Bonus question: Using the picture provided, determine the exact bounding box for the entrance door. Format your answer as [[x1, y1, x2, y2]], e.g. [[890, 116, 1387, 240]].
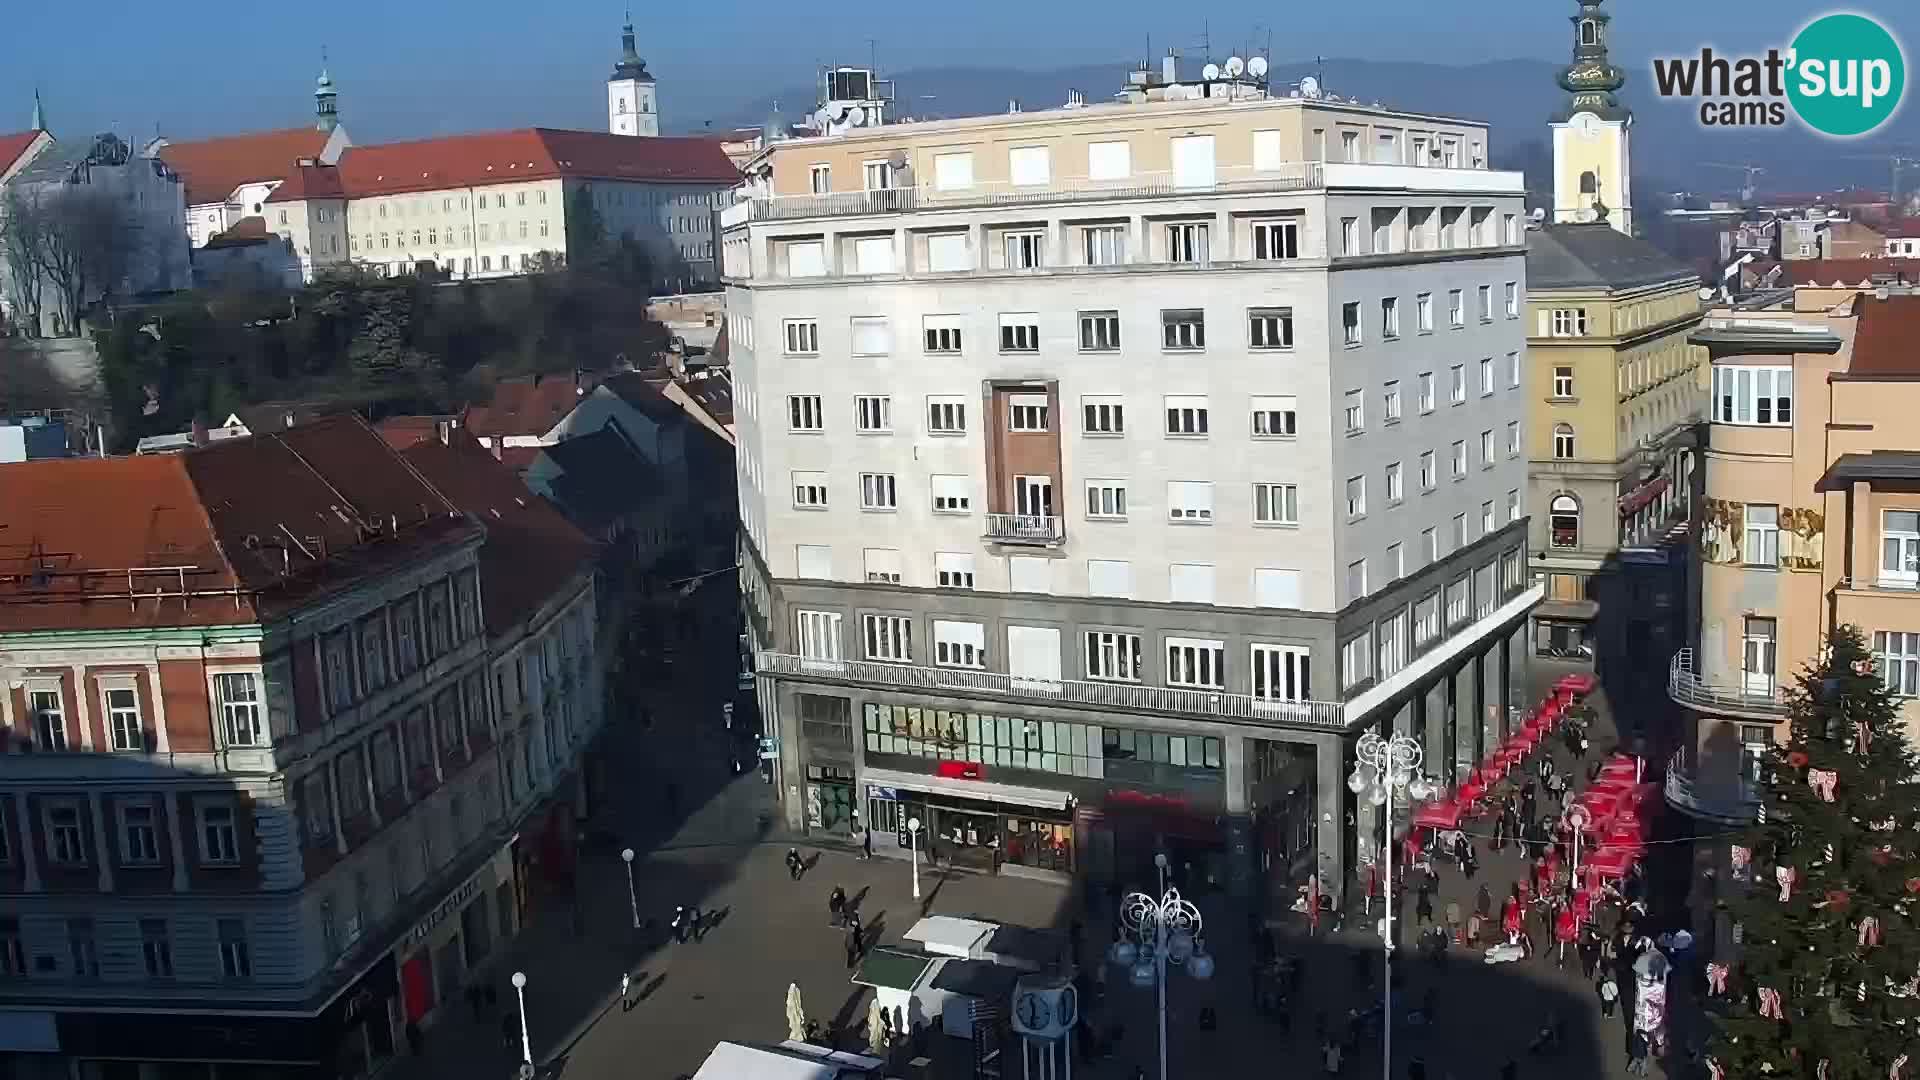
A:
[[1883, 510, 1920, 587], [401, 953, 434, 1024], [1015, 475, 1054, 519]]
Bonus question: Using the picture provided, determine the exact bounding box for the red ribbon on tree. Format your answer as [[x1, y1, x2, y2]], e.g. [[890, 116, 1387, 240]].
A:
[[1758, 986, 1786, 1019]]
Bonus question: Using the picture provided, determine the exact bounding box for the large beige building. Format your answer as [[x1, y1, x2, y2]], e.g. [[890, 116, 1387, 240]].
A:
[[1667, 290, 1920, 823], [726, 66, 1540, 910]]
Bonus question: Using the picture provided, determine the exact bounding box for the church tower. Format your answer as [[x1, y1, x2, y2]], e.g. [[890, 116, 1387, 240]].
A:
[[1550, 0, 1631, 234], [607, 20, 658, 137], [315, 63, 340, 133]]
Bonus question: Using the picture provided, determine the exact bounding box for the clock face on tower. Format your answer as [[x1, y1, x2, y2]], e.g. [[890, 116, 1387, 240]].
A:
[[1016, 992, 1050, 1030], [1571, 112, 1603, 139]]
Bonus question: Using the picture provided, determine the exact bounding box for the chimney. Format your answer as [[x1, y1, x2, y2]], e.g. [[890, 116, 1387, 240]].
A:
[[190, 418, 208, 447], [1162, 49, 1178, 85], [1008, 99, 1021, 114], [436, 419, 453, 445]]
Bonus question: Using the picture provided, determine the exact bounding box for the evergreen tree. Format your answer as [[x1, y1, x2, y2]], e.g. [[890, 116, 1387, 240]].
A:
[[1711, 625, 1920, 1080]]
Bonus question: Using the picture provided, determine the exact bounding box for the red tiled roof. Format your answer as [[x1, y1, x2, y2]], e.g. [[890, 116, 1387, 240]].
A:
[[1882, 219, 1920, 239], [1848, 294, 1920, 376], [498, 446, 542, 473], [271, 161, 347, 202], [267, 128, 738, 203], [0, 415, 477, 633], [204, 215, 271, 248], [400, 430, 594, 635], [1783, 258, 1919, 286], [462, 374, 583, 438], [0, 130, 45, 177], [373, 415, 456, 450], [157, 127, 334, 207]]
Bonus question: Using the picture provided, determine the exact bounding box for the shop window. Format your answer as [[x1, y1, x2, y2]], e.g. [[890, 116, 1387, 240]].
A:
[[1550, 494, 1580, 549]]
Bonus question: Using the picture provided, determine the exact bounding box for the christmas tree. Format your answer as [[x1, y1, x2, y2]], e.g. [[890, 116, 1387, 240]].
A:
[[1710, 625, 1920, 1080]]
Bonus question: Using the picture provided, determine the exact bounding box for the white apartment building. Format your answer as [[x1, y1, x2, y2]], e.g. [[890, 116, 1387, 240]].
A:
[[726, 80, 1543, 908], [263, 128, 736, 284]]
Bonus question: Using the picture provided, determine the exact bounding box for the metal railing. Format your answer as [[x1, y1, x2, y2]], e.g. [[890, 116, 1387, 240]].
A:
[[755, 651, 1348, 730], [984, 513, 1064, 545], [1663, 749, 1763, 824], [1667, 648, 1789, 718], [726, 163, 1326, 224]]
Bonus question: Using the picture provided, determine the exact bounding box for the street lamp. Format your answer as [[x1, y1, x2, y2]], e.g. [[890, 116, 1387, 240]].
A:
[[510, 971, 532, 1069], [1107, 869, 1213, 1080], [1564, 803, 1590, 878], [1346, 730, 1438, 1080], [621, 847, 639, 930], [907, 817, 923, 900]]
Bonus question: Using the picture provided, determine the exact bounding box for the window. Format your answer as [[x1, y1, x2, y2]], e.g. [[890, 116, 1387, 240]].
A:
[[1418, 373, 1435, 413], [1549, 308, 1589, 336], [1383, 381, 1402, 422], [1088, 141, 1131, 180], [1010, 556, 1053, 594], [858, 473, 897, 511], [1079, 311, 1121, 351], [855, 395, 892, 433], [1507, 421, 1521, 456], [1086, 632, 1143, 681], [1479, 429, 1495, 466], [863, 548, 901, 584], [1479, 357, 1495, 396], [1552, 423, 1576, 460], [1553, 366, 1575, 398], [862, 615, 913, 662], [1386, 462, 1404, 503], [1252, 220, 1300, 260], [1881, 510, 1920, 585], [1003, 230, 1046, 270], [1381, 297, 1400, 339], [1082, 396, 1125, 434], [219, 919, 251, 979], [1166, 222, 1209, 263], [1447, 290, 1465, 328], [1254, 483, 1299, 525], [1086, 480, 1129, 519], [1451, 440, 1468, 478], [922, 315, 963, 353], [1167, 481, 1214, 522], [788, 395, 824, 432], [1088, 560, 1133, 598], [783, 320, 818, 354], [217, 673, 262, 747], [1009, 394, 1050, 431], [1419, 451, 1437, 491], [795, 611, 843, 662], [141, 919, 174, 978], [1351, 560, 1375, 601], [1482, 500, 1497, 535], [1446, 578, 1471, 626], [1341, 302, 1362, 346], [68, 918, 98, 978], [105, 687, 142, 751], [194, 799, 239, 864], [850, 316, 892, 355], [1254, 568, 1302, 608], [1414, 593, 1441, 645], [1000, 313, 1041, 352], [792, 471, 829, 508], [1550, 494, 1580, 549], [30, 689, 66, 750], [119, 801, 160, 864], [45, 801, 85, 864], [795, 544, 832, 579], [1162, 309, 1205, 350], [1452, 513, 1468, 549], [1168, 563, 1215, 604], [1712, 366, 1795, 426], [1372, 209, 1396, 253], [1249, 308, 1294, 350], [1743, 505, 1780, 567], [809, 163, 831, 193], [1165, 396, 1210, 436], [927, 397, 967, 434], [1507, 488, 1521, 524], [1340, 217, 1359, 255], [1246, 396, 1298, 439], [935, 552, 976, 589], [1504, 282, 1519, 318], [1743, 617, 1778, 694], [1508, 351, 1521, 388], [1416, 292, 1434, 333], [1449, 365, 1466, 405], [1341, 634, 1373, 689], [1345, 475, 1367, 518], [931, 475, 971, 513], [1166, 638, 1226, 689], [933, 621, 986, 668], [1477, 285, 1493, 322], [1874, 631, 1920, 696], [1082, 225, 1127, 265], [927, 233, 971, 272]]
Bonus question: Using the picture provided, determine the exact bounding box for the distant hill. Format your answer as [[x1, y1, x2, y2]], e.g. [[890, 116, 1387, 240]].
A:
[[710, 56, 1919, 199]]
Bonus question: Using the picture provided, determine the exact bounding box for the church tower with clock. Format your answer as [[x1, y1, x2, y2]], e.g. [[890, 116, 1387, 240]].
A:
[[1551, 0, 1632, 234]]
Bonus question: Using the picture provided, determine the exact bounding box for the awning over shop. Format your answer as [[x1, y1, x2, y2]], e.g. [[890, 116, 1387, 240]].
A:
[[1618, 476, 1671, 518], [862, 767, 1072, 811]]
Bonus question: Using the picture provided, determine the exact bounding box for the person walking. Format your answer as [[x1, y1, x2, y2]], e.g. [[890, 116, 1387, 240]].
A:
[[1554, 905, 1577, 969], [786, 848, 804, 881], [1598, 972, 1620, 1017], [1579, 928, 1601, 980], [1444, 901, 1461, 941], [829, 885, 847, 927], [1475, 883, 1493, 922], [1415, 884, 1435, 927], [862, 823, 874, 861]]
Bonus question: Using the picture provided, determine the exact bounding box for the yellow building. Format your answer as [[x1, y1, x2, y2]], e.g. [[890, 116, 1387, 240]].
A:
[[1549, 0, 1632, 235]]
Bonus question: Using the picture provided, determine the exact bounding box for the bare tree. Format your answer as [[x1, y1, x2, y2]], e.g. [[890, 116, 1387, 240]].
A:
[[57, 185, 147, 318], [0, 189, 48, 336], [2, 183, 148, 337]]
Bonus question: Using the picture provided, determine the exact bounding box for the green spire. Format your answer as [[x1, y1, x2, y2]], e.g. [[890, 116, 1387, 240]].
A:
[[31, 89, 44, 133], [1554, 0, 1629, 122]]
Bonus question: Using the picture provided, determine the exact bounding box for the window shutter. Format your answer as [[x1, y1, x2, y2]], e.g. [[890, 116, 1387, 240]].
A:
[[926, 233, 970, 272], [1254, 568, 1302, 609]]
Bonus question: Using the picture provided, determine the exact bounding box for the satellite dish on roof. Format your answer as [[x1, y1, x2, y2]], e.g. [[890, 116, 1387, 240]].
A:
[[812, 107, 831, 128], [1202, 63, 1221, 80], [1298, 75, 1321, 98], [849, 107, 867, 126], [1248, 56, 1268, 78], [1225, 56, 1246, 77]]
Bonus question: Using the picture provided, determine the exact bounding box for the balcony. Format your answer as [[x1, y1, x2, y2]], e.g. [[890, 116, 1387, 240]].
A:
[[1667, 648, 1789, 720], [984, 513, 1064, 546], [1663, 749, 1763, 825], [755, 651, 1348, 731]]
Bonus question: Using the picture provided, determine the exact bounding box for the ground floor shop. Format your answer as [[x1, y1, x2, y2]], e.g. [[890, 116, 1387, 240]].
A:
[[397, 842, 519, 1029]]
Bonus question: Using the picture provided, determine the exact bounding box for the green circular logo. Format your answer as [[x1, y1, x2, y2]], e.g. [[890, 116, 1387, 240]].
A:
[[1787, 13, 1906, 137]]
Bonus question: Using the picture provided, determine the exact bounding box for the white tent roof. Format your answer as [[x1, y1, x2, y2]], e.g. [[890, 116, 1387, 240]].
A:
[[690, 1041, 883, 1080], [904, 916, 997, 958]]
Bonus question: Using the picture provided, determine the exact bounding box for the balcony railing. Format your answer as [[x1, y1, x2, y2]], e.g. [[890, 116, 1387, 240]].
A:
[[1663, 749, 1763, 825], [984, 513, 1064, 546], [1667, 648, 1790, 718], [756, 651, 1348, 731]]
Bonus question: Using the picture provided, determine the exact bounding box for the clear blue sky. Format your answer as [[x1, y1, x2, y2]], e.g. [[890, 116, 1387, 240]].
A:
[[3, 0, 1904, 143]]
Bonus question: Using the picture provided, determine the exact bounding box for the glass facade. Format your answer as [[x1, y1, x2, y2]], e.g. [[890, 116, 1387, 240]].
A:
[[861, 704, 1223, 780]]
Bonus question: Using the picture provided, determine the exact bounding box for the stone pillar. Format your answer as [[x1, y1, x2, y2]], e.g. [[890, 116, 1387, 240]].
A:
[[1224, 736, 1253, 901], [1472, 650, 1489, 767], [1443, 668, 1459, 783], [1499, 633, 1514, 739], [165, 795, 189, 892], [15, 794, 40, 892], [87, 793, 114, 893], [1314, 732, 1346, 909]]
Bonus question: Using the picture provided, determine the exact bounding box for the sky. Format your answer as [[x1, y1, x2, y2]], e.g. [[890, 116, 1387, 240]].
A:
[[2, 0, 1909, 145]]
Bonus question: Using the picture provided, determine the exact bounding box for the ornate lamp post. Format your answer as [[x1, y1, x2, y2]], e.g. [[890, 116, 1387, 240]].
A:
[[1347, 730, 1438, 1080], [620, 847, 639, 930], [1107, 855, 1215, 1080], [510, 970, 532, 1073], [907, 817, 924, 900]]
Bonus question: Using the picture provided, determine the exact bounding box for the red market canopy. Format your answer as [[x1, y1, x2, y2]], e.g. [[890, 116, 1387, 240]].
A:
[[1557, 673, 1598, 695], [1412, 801, 1464, 829], [1584, 849, 1635, 880]]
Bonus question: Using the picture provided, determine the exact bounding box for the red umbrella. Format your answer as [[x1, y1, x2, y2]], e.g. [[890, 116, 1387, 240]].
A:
[[1412, 800, 1464, 829]]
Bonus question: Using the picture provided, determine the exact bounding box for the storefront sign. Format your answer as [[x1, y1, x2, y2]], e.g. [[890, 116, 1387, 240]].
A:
[[866, 785, 899, 801], [935, 761, 987, 781], [403, 873, 484, 951]]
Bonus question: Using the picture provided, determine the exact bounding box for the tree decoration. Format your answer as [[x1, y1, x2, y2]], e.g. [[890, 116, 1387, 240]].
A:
[[1711, 627, 1920, 1080]]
